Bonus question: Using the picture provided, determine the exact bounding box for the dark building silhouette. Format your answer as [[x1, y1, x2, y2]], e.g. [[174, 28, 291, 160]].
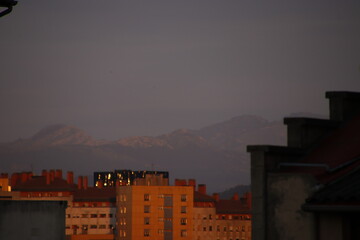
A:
[[247, 91, 360, 240], [94, 170, 169, 187]]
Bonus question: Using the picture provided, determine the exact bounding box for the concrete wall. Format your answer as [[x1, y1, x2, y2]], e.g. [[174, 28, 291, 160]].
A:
[[267, 173, 316, 240], [0, 200, 66, 240]]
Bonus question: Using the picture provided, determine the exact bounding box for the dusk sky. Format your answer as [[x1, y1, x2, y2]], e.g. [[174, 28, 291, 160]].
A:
[[1, 0, 359, 142]]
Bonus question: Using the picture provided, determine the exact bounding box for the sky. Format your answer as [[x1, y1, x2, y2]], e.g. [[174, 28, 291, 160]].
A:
[[1, 0, 359, 142]]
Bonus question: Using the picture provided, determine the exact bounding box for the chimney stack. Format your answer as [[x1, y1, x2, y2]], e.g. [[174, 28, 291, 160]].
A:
[[198, 184, 206, 195], [232, 193, 239, 201], [67, 171, 74, 184], [78, 176, 83, 189], [213, 193, 220, 201], [175, 179, 187, 186], [11, 173, 19, 187], [46, 172, 51, 185], [83, 176, 88, 190], [49, 170, 55, 182], [188, 179, 196, 189], [55, 169, 62, 179], [21, 172, 28, 183]]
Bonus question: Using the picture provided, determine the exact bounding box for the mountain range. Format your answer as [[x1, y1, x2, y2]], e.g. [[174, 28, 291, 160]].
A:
[[0, 115, 287, 193]]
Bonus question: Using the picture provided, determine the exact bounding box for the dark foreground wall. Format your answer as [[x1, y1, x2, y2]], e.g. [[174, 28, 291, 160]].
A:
[[0, 200, 66, 240]]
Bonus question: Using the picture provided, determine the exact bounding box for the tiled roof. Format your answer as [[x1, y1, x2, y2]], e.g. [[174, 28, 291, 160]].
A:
[[12, 176, 77, 191], [73, 187, 116, 202], [194, 191, 215, 202], [215, 199, 250, 214]]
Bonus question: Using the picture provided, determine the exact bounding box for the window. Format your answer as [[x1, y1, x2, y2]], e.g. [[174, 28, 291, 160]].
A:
[[209, 226, 213, 231], [66, 214, 71, 218], [203, 227, 206, 231], [99, 214, 106, 218], [99, 225, 106, 229], [144, 217, 150, 225], [65, 225, 70, 229], [180, 218, 187, 225], [144, 205, 150, 213], [90, 214, 97, 218], [223, 226, 227, 231], [144, 229, 150, 237], [90, 225, 97, 229], [81, 214, 88, 218], [181, 206, 187, 213], [109, 214, 113, 218], [181, 230, 187, 237], [181, 194, 187, 202], [109, 224, 114, 229], [217, 225, 220, 231], [209, 214, 212, 219], [144, 194, 150, 201]]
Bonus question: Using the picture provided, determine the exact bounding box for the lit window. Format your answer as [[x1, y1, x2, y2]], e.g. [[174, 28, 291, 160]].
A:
[[181, 230, 187, 237]]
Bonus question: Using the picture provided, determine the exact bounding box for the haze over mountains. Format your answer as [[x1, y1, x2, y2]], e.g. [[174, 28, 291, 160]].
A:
[[0, 115, 287, 192]]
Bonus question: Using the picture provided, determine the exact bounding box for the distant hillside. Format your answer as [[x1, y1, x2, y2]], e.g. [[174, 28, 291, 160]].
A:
[[218, 184, 251, 199], [0, 115, 286, 192]]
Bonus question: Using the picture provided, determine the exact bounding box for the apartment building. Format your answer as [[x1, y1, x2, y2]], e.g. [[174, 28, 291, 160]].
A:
[[94, 170, 169, 187], [116, 178, 194, 240], [9, 170, 116, 240]]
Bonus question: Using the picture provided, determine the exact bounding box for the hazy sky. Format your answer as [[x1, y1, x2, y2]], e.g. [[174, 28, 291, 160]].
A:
[[1, 0, 359, 142]]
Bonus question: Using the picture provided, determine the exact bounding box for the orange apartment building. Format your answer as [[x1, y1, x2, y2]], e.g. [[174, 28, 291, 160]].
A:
[[116, 176, 194, 240]]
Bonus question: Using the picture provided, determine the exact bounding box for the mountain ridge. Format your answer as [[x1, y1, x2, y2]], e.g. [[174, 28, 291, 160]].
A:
[[0, 114, 287, 192]]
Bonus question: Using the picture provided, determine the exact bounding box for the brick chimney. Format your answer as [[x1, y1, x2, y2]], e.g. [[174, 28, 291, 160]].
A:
[[232, 193, 239, 200], [198, 184, 206, 195], [46, 171, 51, 185], [83, 176, 88, 190], [67, 171, 74, 184], [213, 193, 220, 201], [49, 170, 55, 182], [78, 176, 83, 189], [175, 179, 187, 186], [11, 173, 19, 187], [21, 172, 28, 183], [55, 169, 62, 179], [188, 179, 196, 189]]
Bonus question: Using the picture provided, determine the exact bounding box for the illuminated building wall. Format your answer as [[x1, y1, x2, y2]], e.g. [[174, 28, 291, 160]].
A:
[[117, 185, 194, 240]]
